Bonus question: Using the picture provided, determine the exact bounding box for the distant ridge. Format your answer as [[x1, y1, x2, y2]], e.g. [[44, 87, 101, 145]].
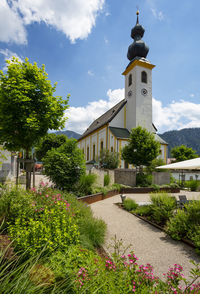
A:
[[159, 128, 200, 156], [54, 130, 81, 139]]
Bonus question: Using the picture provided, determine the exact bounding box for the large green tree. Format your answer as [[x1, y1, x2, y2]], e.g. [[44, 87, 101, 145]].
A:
[[42, 139, 85, 191], [0, 57, 69, 188], [0, 57, 69, 153], [171, 145, 198, 162], [122, 126, 160, 169], [35, 133, 68, 161]]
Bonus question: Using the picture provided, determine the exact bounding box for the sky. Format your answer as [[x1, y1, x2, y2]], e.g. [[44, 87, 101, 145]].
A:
[[0, 0, 200, 135]]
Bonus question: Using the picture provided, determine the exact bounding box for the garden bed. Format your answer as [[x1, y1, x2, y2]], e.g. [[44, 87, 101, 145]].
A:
[[78, 187, 180, 204], [115, 203, 196, 249]]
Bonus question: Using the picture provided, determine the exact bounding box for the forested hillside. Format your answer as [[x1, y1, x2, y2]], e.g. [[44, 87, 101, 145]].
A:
[[159, 128, 200, 156]]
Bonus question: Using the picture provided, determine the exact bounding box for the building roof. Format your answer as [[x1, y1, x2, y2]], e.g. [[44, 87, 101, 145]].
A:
[[79, 99, 127, 140], [109, 127, 130, 139], [155, 134, 168, 145]]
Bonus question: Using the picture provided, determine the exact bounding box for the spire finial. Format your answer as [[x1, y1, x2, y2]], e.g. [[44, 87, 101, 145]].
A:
[[136, 10, 139, 24]]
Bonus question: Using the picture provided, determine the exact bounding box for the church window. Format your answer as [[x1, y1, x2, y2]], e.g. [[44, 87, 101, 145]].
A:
[[128, 74, 132, 86], [111, 146, 113, 152], [93, 144, 96, 160], [82, 148, 84, 154], [100, 141, 104, 151], [87, 146, 89, 161], [141, 71, 147, 83]]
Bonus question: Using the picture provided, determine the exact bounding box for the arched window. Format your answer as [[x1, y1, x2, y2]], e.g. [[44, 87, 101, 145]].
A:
[[100, 141, 104, 151], [93, 144, 95, 160], [111, 146, 113, 152], [141, 71, 147, 83], [87, 146, 89, 161], [128, 74, 132, 86]]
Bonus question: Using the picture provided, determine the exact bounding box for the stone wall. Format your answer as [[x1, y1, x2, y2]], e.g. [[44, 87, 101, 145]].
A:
[[114, 169, 136, 187], [87, 168, 114, 187], [152, 172, 170, 185]]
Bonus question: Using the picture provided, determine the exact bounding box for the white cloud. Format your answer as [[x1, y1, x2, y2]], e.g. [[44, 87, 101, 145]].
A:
[[0, 49, 23, 70], [104, 37, 109, 44], [87, 70, 94, 76], [0, 0, 27, 44], [64, 87, 200, 134], [12, 0, 105, 43], [151, 8, 164, 21], [65, 88, 124, 133], [190, 93, 194, 98], [153, 98, 200, 133]]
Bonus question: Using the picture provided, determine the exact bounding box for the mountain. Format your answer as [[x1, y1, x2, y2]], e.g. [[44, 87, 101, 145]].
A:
[[54, 130, 81, 139], [159, 128, 200, 156]]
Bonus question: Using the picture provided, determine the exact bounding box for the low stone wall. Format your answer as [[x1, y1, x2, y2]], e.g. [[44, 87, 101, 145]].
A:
[[114, 169, 136, 187], [86, 168, 115, 187], [152, 172, 170, 185]]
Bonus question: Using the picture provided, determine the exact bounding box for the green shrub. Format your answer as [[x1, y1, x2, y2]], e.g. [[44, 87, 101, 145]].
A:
[[123, 198, 138, 211], [185, 200, 200, 225], [42, 139, 85, 191], [135, 205, 153, 217], [185, 180, 199, 191], [76, 173, 97, 196], [79, 218, 106, 249], [8, 200, 80, 256], [104, 174, 110, 186], [150, 193, 177, 225], [136, 173, 152, 187], [166, 209, 189, 240]]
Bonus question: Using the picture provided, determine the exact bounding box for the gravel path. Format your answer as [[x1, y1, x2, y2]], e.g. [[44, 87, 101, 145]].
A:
[[90, 193, 200, 280]]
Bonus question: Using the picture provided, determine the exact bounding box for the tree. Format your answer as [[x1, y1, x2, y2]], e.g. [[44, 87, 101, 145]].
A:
[[171, 145, 198, 162], [35, 133, 68, 161], [145, 158, 167, 174], [97, 149, 120, 169], [0, 57, 69, 188], [122, 126, 160, 170], [42, 139, 85, 191]]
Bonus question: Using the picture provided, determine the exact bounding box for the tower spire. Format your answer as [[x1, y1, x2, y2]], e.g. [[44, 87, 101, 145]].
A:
[[136, 10, 139, 24], [127, 10, 149, 61]]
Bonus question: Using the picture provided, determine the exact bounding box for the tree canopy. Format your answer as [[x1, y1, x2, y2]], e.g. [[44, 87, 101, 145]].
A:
[[42, 139, 85, 191], [35, 133, 68, 161], [122, 126, 160, 168], [171, 145, 198, 162], [0, 57, 69, 154]]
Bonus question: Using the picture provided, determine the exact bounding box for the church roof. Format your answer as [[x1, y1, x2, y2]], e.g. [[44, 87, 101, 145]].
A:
[[155, 134, 168, 145], [109, 127, 130, 139], [79, 99, 127, 140]]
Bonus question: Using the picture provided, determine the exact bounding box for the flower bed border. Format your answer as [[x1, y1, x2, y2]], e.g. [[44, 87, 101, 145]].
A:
[[78, 187, 180, 204]]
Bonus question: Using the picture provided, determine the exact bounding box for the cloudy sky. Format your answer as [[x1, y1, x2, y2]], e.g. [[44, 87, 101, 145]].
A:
[[0, 0, 200, 134]]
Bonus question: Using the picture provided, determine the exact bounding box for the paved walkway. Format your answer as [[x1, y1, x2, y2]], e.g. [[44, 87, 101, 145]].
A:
[[90, 193, 200, 280]]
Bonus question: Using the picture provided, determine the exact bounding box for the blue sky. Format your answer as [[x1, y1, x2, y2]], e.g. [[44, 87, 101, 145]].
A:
[[0, 0, 200, 134]]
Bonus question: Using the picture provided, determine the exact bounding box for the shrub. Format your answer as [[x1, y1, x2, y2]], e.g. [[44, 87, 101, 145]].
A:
[[76, 173, 97, 196], [79, 217, 106, 250], [104, 174, 110, 186], [185, 180, 199, 191], [123, 198, 138, 211], [135, 205, 153, 217], [42, 139, 85, 191], [97, 149, 119, 169], [150, 193, 177, 225], [136, 173, 152, 187], [166, 209, 189, 240]]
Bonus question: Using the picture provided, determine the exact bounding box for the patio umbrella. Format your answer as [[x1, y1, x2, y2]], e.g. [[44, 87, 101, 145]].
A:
[[156, 157, 200, 170]]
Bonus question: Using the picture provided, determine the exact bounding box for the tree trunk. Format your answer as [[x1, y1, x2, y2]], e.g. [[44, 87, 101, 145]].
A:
[[25, 149, 31, 190]]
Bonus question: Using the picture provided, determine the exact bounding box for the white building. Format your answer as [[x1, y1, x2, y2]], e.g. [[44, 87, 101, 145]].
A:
[[78, 11, 168, 168]]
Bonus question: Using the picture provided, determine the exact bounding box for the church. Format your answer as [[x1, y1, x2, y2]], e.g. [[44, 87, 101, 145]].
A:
[[78, 11, 168, 168]]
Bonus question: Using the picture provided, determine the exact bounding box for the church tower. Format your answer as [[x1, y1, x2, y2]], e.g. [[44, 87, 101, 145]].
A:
[[122, 11, 155, 133]]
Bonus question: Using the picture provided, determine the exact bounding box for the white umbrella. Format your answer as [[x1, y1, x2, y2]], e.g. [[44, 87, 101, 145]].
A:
[[156, 157, 200, 170]]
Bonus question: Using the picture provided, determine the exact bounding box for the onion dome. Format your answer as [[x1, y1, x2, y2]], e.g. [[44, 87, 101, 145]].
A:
[[127, 11, 149, 61]]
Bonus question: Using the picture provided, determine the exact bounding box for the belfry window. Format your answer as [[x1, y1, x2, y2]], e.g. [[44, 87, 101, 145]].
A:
[[141, 71, 147, 83], [128, 74, 132, 86]]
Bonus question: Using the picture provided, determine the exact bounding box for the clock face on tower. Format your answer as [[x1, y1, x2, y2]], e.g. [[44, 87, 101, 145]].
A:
[[141, 88, 148, 96]]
